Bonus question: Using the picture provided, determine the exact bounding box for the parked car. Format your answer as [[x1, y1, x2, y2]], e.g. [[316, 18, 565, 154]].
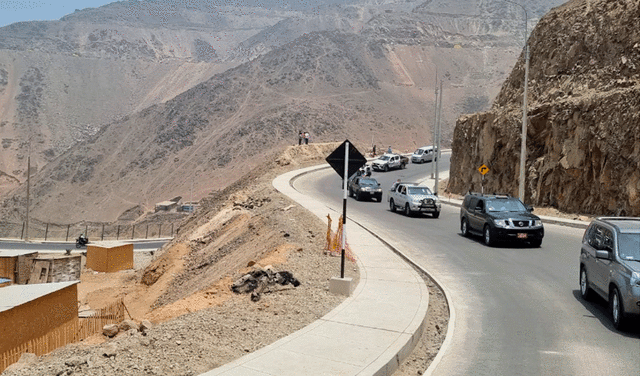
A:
[[579, 217, 640, 330], [348, 176, 383, 202], [459, 192, 544, 247], [371, 153, 408, 172], [411, 146, 437, 163], [388, 182, 441, 217]]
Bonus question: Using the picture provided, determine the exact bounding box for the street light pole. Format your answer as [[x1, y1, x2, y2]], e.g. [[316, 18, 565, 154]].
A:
[[505, 0, 529, 202], [431, 67, 438, 179]]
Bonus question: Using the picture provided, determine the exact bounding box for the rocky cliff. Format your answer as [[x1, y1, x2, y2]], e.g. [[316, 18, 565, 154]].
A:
[[448, 0, 640, 216]]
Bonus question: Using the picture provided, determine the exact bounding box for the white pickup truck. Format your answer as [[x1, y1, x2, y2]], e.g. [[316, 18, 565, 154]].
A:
[[371, 153, 408, 172], [388, 182, 441, 218]]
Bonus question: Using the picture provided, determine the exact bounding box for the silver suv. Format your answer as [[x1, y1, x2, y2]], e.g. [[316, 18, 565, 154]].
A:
[[579, 217, 640, 330]]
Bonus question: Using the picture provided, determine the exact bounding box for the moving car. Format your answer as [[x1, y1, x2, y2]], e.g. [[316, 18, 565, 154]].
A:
[[459, 192, 544, 247], [371, 153, 408, 172], [411, 146, 437, 163], [348, 176, 383, 202], [388, 182, 441, 217], [579, 217, 640, 330]]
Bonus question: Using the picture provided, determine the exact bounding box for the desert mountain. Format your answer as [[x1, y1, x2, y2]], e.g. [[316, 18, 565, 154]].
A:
[[0, 0, 566, 224], [449, 0, 640, 216]]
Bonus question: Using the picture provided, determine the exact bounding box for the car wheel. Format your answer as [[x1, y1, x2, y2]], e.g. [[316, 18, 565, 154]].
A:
[[530, 238, 542, 248], [610, 287, 626, 330], [376, 194, 383, 202], [579, 268, 593, 301], [432, 211, 440, 219], [384, 165, 389, 172], [461, 219, 469, 237], [404, 204, 412, 216], [483, 225, 494, 246], [389, 199, 396, 212], [355, 191, 361, 201]]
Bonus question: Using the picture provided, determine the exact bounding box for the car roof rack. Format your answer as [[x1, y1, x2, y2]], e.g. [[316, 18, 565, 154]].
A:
[[466, 191, 512, 198]]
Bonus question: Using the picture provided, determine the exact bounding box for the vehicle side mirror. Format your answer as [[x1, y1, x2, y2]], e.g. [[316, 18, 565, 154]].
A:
[[526, 205, 534, 213], [595, 250, 611, 260]]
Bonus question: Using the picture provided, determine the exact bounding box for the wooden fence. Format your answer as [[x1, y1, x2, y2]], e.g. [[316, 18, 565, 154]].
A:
[[0, 299, 125, 373], [78, 299, 126, 340]]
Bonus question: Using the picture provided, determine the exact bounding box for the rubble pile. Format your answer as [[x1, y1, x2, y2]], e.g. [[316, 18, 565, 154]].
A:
[[449, 0, 640, 216], [231, 267, 301, 301]]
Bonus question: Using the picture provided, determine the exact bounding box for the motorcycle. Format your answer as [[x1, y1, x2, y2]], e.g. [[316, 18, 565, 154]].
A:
[[76, 235, 89, 248]]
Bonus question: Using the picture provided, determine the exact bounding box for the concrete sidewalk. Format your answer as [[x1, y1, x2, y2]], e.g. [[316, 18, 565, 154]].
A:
[[201, 165, 430, 376]]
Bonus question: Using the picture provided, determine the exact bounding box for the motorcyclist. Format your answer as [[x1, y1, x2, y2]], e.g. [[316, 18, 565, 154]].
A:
[[77, 234, 88, 246]]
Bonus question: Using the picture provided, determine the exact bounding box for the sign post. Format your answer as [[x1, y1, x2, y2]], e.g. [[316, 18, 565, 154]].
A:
[[325, 140, 367, 293], [478, 164, 490, 194]]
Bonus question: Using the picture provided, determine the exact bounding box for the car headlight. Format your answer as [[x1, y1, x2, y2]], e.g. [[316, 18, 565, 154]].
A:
[[361, 187, 371, 191], [493, 219, 510, 228], [534, 220, 543, 227], [631, 271, 640, 286]]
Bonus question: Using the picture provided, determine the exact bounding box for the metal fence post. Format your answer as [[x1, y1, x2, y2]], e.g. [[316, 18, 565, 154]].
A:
[[158, 224, 162, 238], [101, 224, 105, 241], [145, 224, 149, 239], [131, 225, 135, 240], [66, 225, 70, 242], [171, 223, 174, 237], [21, 222, 25, 240], [44, 223, 49, 241], [116, 225, 120, 240], [85, 225, 88, 237]]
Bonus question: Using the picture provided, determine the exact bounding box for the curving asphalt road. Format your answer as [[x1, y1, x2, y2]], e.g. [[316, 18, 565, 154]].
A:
[[293, 153, 639, 376]]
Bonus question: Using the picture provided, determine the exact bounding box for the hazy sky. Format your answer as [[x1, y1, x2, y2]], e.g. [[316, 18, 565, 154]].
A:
[[0, 1, 114, 27]]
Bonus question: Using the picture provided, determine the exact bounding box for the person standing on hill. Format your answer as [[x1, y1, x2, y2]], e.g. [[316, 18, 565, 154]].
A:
[[387, 146, 392, 154], [298, 131, 303, 145], [304, 131, 310, 145]]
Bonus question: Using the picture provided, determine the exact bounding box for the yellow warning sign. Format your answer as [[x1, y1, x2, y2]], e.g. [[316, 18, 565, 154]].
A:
[[478, 164, 490, 175]]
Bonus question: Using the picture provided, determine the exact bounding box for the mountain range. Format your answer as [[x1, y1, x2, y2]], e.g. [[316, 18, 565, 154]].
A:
[[0, 0, 566, 224]]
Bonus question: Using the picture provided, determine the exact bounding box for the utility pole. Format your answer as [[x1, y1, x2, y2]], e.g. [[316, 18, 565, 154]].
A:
[[25, 155, 30, 242], [434, 80, 443, 196], [431, 66, 438, 179], [504, 0, 529, 202]]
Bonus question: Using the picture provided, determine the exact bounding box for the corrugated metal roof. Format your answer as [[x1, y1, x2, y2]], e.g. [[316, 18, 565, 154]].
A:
[[0, 250, 39, 257], [0, 281, 78, 313]]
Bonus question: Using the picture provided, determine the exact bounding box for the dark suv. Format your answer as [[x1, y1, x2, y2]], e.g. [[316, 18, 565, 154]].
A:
[[579, 217, 640, 330], [460, 193, 544, 247]]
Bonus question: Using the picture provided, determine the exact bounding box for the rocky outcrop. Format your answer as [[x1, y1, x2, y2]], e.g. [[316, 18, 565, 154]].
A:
[[449, 0, 640, 216]]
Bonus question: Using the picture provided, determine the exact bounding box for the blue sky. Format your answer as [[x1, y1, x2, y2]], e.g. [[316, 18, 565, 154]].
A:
[[0, 1, 114, 27]]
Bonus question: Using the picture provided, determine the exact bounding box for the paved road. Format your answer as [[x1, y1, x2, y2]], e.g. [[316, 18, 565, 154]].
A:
[[0, 239, 168, 253], [294, 154, 640, 376]]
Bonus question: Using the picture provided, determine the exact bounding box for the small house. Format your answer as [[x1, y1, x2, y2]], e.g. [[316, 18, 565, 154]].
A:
[[85, 242, 134, 273], [28, 254, 82, 284], [0, 282, 79, 372], [0, 250, 39, 285], [155, 200, 178, 212]]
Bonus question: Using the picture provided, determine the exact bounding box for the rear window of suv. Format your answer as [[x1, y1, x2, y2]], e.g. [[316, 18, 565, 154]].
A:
[[485, 199, 526, 212]]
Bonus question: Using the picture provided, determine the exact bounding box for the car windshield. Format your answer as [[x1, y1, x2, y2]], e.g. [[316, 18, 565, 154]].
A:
[[360, 179, 378, 187], [408, 187, 433, 195], [618, 233, 640, 260], [379, 155, 390, 161], [485, 199, 526, 212], [413, 149, 423, 155]]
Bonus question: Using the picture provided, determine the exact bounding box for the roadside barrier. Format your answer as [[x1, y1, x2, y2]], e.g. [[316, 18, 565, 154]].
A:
[[0, 221, 178, 241], [324, 214, 355, 262]]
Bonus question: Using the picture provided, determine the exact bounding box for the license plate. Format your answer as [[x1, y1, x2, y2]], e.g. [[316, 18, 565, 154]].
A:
[[517, 233, 528, 239]]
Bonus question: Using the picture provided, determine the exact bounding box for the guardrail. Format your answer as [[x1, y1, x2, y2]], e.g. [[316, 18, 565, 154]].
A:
[[0, 221, 178, 241]]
